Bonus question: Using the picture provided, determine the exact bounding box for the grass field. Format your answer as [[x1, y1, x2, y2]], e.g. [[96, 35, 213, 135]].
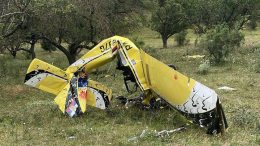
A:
[[0, 28, 259, 145]]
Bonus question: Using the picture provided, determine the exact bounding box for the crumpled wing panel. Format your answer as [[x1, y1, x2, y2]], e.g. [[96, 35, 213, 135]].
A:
[[87, 80, 112, 109], [141, 50, 196, 105], [54, 83, 70, 113], [141, 50, 218, 114], [24, 59, 68, 95], [53, 78, 112, 116]]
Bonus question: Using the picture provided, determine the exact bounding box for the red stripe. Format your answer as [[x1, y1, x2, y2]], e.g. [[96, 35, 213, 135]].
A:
[[112, 46, 117, 52]]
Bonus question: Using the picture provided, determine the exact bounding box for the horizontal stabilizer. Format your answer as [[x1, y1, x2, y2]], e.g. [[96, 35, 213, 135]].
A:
[[24, 59, 68, 95], [86, 80, 112, 109]]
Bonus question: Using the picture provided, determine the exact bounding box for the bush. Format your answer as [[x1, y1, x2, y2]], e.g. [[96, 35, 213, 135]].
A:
[[142, 45, 157, 54], [247, 19, 258, 30], [200, 23, 244, 63], [22, 51, 31, 60], [174, 31, 189, 46], [130, 36, 145, 49], [198, 60, 210, 74], [41, 42, 56, 53]]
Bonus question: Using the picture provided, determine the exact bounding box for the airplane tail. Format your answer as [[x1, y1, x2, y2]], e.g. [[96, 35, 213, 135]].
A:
[[24, 59, 69, 95], [25, 59, 112, 117]]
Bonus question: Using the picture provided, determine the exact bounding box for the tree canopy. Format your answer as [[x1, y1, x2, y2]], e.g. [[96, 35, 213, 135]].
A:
[[1, 0, 260, 60], [0, 0, 145, 64], [180, 0, 260, 33], [149, 0, 188, 48]]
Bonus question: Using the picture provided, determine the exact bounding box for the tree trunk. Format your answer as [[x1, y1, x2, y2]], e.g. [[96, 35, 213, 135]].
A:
[[40, 36, 76, 65], [12, 50, 16, 58], [68, 53, 77, 65], [162, 35, 167, 48], [30, 40, 37, 59]]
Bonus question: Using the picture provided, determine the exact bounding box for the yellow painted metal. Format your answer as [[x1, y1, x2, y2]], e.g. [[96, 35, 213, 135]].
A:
[[66, 36, 149, 91], [85, 88, 97, 107], [87, 79, 112, 100], [117, 39, 149, 91], [54, 83, 70, 113], [26, 36, 196, 111], [142, 91, 153, 105], [53, 79, 112, 113], [66, 37, 119, 74], [87, 79, 112, 107], [36, 76, 67, 95], [141, 50, 196, 105], [27, 59, 68, 95], [27, 58, 68, 78]]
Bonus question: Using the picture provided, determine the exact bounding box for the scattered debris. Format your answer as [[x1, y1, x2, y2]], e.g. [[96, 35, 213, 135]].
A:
[[116, 96, 142, 105], [154, 124, 187, 137], [128, 129, 146, 142], [128, 137, 138, 142], [68, 136, 76, 139], [185, 55, 205, 59], [139, 130, 146, 138], [218, 86, 237, 91], [97, 73, 116, 81]]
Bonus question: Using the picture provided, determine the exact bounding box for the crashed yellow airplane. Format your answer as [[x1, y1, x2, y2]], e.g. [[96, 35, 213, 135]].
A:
[[24, 36, 228, 135]]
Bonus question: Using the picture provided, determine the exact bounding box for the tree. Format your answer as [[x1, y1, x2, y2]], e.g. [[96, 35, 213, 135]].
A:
[[0, 0, 145, 64], [0, 0, 30, 38], [0, 32, 37, 59], [0, 0, 37, 59], [41, 42, 56, 53], [177, 0, 211, 33], [180, 0, 260, 33], [149, 0, 188, 48]]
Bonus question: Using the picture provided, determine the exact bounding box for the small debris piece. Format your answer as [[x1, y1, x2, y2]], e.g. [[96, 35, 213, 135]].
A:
[[139, 130, 146, 138], [186, 55, 205, 59], [69, 136, 76, 139], [218, 86, 237, 91], [137, 122, 142, 124], [128, 137, 138, 142], [154, 126, 186, 137]]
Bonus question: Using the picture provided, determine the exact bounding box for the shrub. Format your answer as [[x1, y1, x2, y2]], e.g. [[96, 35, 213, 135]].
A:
[[200, 23, 244, 63], [247, 19, 258, 30], [41, 42, 56, 53], [131, 36, 145, 49], [142, 45, 157, 54], [198, 60, 210, 74], [22, 51, 31, 60], [174, 31, 189, 46]]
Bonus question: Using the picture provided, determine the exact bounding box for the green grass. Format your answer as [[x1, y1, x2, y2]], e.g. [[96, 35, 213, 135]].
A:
[[0, 28, 260, 145]]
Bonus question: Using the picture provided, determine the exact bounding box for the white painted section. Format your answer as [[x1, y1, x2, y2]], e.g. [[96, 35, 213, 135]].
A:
[[89, 88, 106, 110], [24, 73, 66, 87], [69, 50, 111, 67], [173, 81, 218, 114]]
